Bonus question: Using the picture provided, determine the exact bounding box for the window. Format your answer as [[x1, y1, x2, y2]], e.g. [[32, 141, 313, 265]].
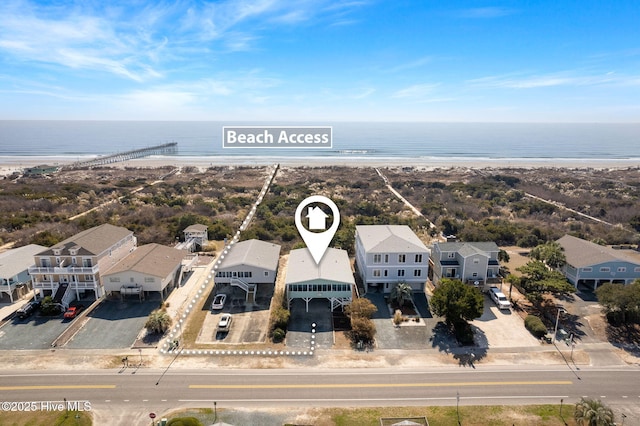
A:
[[447, 252, 455, 258], [473, 257, 479, 264], [414, 269, 422, 277], [264, 271, 269, 277], [84, 275, 93, 281], [617, 267, 626, 272], [472, 272, 478, 277], [383, 270, 388, 277], [373, 269, 381, 277], [582, 267, 592, 272], [373, 254, 382, 263], [384, 254, 389, 263], [600, 267, 610, 272], [635, 267, 640, 272], [398, 269, 405, 277], [398, 254, 406, 263], [109, 277, 120, 283], [145, 277, 155, 283], [415, 254, 423, 263]]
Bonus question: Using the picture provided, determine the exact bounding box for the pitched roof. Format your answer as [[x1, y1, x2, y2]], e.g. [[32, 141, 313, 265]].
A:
[[103, 244, 185, 278], [356, 225, 428, 253], [286, 248, 355, 285], [0, 244, 47, 278], [37, 224, 133, 256], [218, 239, 281, 271], [557, 234, 640, 268], [434, 241, 499, 256], [184, 224, 208, 233]]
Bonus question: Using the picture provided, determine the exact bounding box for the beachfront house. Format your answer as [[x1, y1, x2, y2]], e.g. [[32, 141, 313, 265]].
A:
[[102, 243, 186, 301], [29, 224, 137, 307], [430, 241, 501, 288], [285, 247, 355, 312], [354, 225, 430, 294], [557, 234, 640, 290], [215, 239, 281, 303], [0, 244, 47, 303]]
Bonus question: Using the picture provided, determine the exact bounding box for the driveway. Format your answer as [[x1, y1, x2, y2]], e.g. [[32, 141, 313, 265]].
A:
[[471, 294, 539, 348], [65, 297, 160, 349], [0, 313, 69, 350], [286, 299, 333, 349]]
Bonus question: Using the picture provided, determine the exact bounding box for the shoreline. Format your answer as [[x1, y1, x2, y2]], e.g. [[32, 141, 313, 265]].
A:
[[2, 154, 640, 175]]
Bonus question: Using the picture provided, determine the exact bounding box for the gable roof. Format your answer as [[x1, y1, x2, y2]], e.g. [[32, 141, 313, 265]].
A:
[[37, 224, 133, 256], [184, 224, 208, 233], [103, 244, 185, 278], [218, 239, 281, 271], [286, 248, 355, 285], [557, 234, 640, 268], [0, 244, 47, 278], [434, 241, 499, 257], [356, 225, 428, 253]]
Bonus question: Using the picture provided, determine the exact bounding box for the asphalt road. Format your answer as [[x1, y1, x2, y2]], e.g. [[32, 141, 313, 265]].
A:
[[1, 365, 639, 424]]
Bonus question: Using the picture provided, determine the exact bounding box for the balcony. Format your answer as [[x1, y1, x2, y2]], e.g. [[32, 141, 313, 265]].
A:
[[33, 280, 98, 289], [29, 264, 99, 275]]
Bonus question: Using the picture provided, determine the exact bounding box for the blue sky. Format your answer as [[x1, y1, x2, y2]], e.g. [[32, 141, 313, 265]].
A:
[[0, 0, 639, 121]]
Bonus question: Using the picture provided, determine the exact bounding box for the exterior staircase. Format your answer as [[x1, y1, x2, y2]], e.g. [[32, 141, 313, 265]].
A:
[[231, 278, 257, 303]]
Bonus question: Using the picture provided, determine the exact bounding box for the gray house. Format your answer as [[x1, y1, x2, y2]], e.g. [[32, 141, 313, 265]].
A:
[[286, 247, 355, 312], [103, 243, 186, 300], [354, 225, 429, 294], [430, 241, 501, 287], [557, 234, 640, 290], [0, 244, 47, 303], [215, 239, 281, 302]]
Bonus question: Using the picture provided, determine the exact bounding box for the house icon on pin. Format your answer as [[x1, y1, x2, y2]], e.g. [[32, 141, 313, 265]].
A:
[[306, 206, 329, 230]]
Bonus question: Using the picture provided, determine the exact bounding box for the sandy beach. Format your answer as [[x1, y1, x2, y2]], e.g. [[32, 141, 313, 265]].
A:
[[2, 155, 640, 176]]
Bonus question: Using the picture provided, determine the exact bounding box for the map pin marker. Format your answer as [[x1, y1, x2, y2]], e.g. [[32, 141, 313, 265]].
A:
[[295, 195, 340, 264]]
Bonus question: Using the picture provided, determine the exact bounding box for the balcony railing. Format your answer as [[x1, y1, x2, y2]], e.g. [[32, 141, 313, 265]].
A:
[[33, 280, 98, 289], [28, 264, 99, 275]]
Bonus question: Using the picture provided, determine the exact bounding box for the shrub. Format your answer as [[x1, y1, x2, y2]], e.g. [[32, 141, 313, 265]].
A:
[[349, 316, 376, 344], [393, 309, 403, 326], [145, 309, 172, 334], [166, 417, 203, 426], [40, 295, 61, 316], [524, 315, 547, 338], [272, 327, 286, 343]]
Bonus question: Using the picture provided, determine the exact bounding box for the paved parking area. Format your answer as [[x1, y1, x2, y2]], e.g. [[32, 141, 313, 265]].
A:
[[197, 285, 271, 345], [0, 313, 70, 350], [471, 294, 539, 348], [66, 297, 160, 349], [286, 299, 333, 349]]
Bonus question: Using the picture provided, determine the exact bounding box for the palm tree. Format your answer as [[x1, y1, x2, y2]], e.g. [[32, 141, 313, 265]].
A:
[[390, 282, 413, 308], [574, 397, 615, 426]]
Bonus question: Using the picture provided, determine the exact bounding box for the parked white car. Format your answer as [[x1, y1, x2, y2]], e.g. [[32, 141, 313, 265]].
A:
[[489, 287, 511, 310], [217, 313, 232, 331]]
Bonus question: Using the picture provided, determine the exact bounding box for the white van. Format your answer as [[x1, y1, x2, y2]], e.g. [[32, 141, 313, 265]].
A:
[[489, 287, 511, 310]]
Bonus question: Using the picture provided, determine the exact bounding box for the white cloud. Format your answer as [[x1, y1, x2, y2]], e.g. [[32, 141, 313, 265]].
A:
[[392, 83, 439, 98], [466, 72, 623, 89]]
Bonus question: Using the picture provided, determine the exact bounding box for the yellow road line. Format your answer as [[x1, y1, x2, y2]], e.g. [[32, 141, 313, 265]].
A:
[[190, 381, 572, 389], [0, 385, 116, 390]]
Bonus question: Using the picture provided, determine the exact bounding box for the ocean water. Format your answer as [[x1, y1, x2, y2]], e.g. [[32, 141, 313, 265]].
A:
[[0, 120, 639, 160]]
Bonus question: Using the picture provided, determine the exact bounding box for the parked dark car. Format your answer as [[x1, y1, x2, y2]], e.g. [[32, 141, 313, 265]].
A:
[[16, 300, 41, 319]]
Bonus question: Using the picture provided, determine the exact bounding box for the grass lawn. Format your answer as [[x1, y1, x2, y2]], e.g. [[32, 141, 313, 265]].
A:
[[0, 410, 92, 426], [167, 405, 578, 426]]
